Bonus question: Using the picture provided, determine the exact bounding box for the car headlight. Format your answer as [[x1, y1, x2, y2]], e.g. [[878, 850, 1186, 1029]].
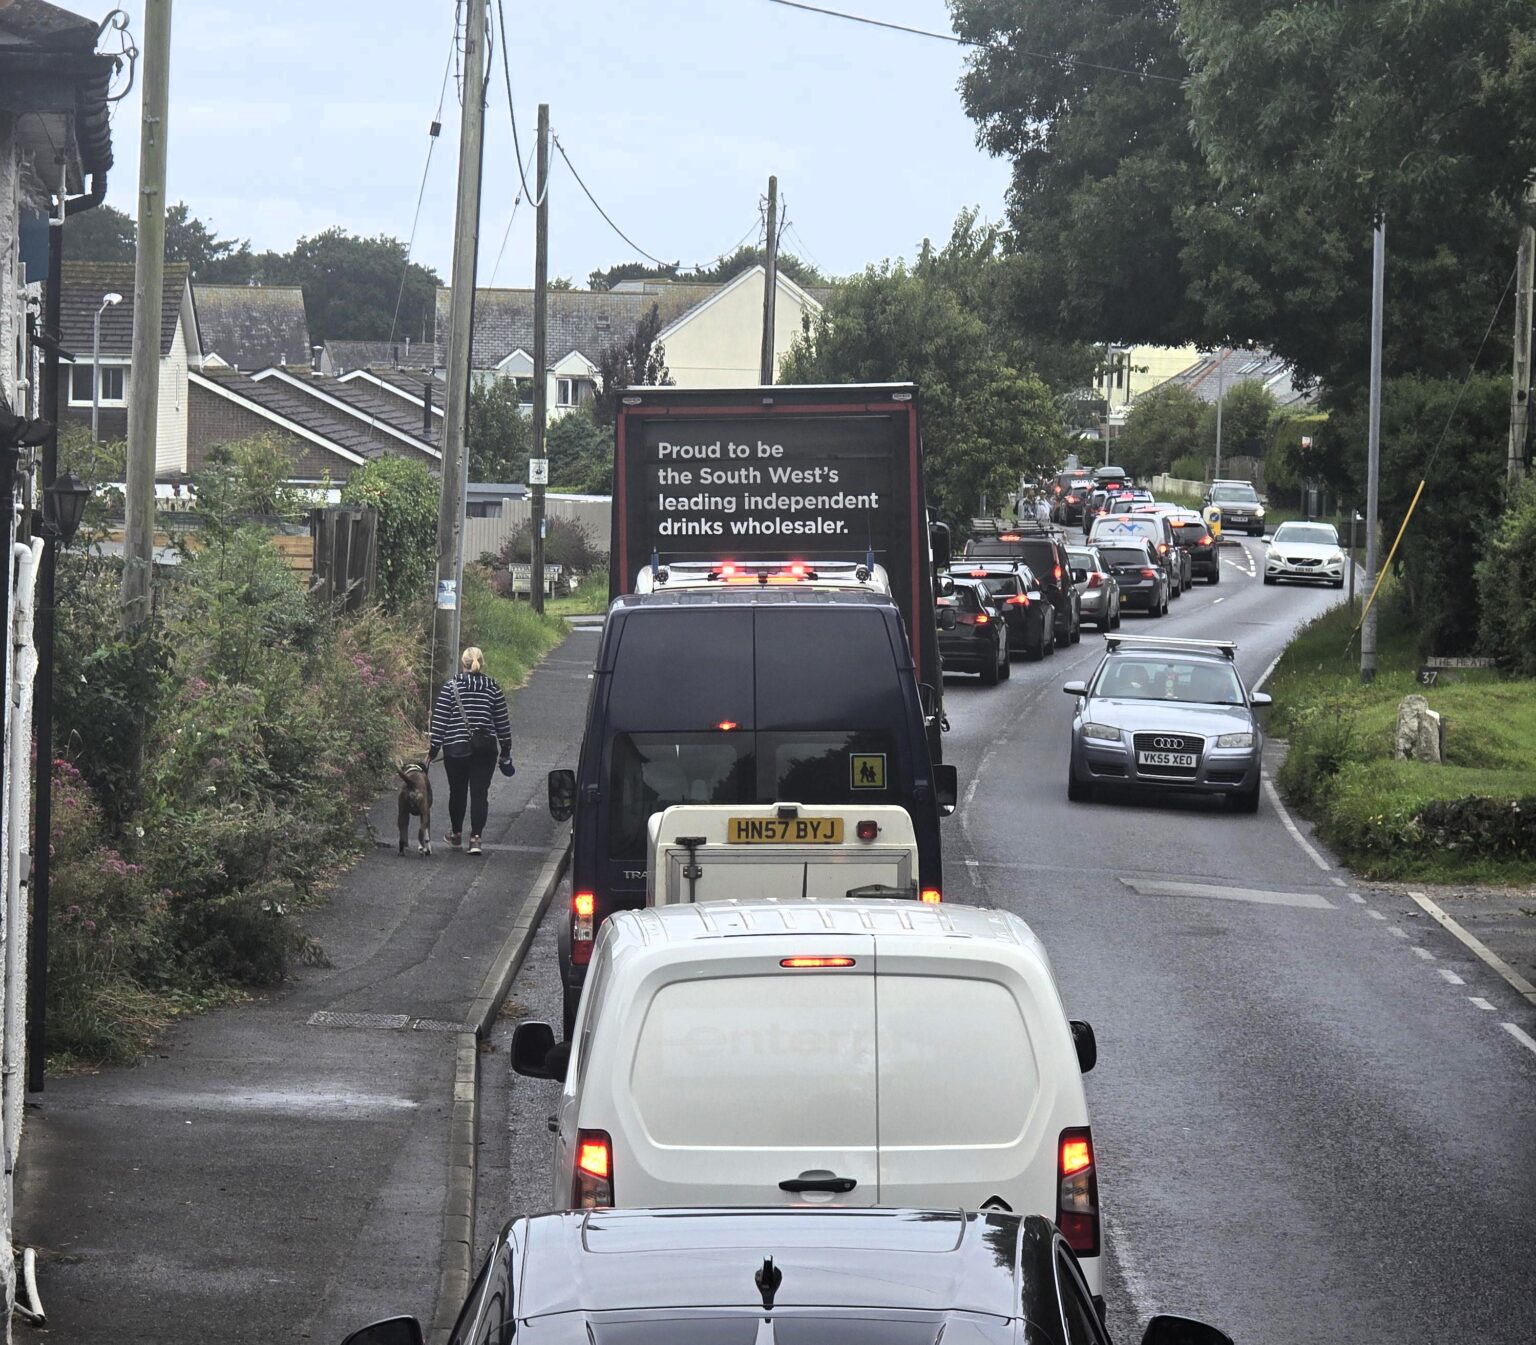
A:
[[1255, 507, 1266, 517], [1216, 732, 1254, 748], [1082, 722, 1122, 743], [1329, 551, 1344, 565]]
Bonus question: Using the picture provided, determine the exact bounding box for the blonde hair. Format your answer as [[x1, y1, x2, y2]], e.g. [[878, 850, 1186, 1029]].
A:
[[460, 646, 485, 674]]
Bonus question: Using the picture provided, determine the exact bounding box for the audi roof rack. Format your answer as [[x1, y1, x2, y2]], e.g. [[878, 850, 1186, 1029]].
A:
[[1102, 634, 1237, 660]]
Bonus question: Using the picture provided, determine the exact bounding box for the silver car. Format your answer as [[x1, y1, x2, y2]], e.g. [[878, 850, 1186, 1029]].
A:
[[1063, 636, 1270, 812]]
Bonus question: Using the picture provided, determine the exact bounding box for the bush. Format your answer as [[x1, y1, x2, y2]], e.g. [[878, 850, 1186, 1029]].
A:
[[341, 456, 438, 610], [546, 411, 612, 493], [1414, 796, 1536, 861], [498, 515, 606, 575], [1476, 479, 1536, 676]]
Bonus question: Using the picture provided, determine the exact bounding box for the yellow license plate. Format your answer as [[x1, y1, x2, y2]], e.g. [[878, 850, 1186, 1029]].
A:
[[727, 817, 845, 844]]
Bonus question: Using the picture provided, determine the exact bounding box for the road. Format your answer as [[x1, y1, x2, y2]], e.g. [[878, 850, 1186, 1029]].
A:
[[485, 536, 1536, 1344]]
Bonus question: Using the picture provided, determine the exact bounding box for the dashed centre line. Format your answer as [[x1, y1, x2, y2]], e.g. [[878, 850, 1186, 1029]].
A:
[[1438, 969, 1465, 985], [1388, 926, 1410, 939], [1411, 946, 1435, 961], [1368, 910, 1387, 921], [1501, 1022, 1536, 1056], [1348, 892, 1366, 904], [1471, 997, 1497, 1011]]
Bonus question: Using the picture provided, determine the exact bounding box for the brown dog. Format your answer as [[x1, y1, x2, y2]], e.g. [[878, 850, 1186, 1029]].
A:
[[396, 762, 433, 856]]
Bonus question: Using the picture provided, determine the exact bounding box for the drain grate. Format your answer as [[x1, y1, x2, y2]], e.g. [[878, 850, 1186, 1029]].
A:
[[411, 1018, 470, 1033], [307, 1011, 410, 1030]]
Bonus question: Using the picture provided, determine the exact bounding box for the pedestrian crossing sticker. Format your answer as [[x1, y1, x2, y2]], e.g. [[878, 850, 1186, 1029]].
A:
[[850, 753, 887, 790]]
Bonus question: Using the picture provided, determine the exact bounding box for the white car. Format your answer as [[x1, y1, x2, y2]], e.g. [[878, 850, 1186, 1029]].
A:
[[512, 899, 1105, 1297], [1263, 520, 1347, 588]]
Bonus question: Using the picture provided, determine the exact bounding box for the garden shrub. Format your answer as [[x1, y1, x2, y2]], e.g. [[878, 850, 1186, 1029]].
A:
[[1476, 479, 1536, 676], [340, 455, 437, 610], [497, 515, 607, 576]]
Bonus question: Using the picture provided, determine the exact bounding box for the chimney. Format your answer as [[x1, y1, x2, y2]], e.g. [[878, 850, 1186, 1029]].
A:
[[312, 344, 323, 373], [422, 381, 433, 438]]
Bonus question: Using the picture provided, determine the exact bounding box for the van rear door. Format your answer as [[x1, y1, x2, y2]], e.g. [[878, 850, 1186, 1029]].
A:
[[618, 937, 879, 1206]]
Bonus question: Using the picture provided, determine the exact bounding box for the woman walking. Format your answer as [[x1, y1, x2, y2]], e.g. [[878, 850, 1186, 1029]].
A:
[[428, 647, 513, 855]]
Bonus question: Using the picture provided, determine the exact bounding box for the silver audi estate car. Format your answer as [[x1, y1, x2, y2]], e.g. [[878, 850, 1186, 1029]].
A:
[[1063, 636, 1270, 812]]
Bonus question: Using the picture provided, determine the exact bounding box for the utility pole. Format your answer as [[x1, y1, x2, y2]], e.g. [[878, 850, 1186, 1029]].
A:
[[1213, 350, 1225, 480], [1509, 179, 1535, 485], [431, 0, 486, 690], [759, 174, 779, 385], [530, 103, 550, 615], [120, 0, 172, 631], [1361, 213, 1387, 684]]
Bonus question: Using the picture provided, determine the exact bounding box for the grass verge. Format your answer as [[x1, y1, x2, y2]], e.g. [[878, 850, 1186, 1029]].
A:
[[546, 573, 610, 618], [461, 566, 569, 690], [1268, 592, 1536, 883]]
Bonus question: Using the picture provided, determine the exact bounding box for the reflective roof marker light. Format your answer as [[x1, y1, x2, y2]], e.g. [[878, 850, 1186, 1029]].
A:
[[920, 888, 942, 904]]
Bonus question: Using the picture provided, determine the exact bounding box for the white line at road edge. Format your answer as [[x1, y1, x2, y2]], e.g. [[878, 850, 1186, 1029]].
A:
[[1253, 650, 1284, 693], [1262, 777, 1331, 871], [1502, 1022, 1536, 1056], [1101, 1211, 1157, 1322], [1410, 891, 1536, 1007]]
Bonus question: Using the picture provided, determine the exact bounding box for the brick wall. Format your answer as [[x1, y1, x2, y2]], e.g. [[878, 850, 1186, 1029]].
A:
[[188, 381, 356, 482]]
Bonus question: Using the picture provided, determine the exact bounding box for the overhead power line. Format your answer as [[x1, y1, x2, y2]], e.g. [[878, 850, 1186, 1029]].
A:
[[765, 0, 1183, 84], [488, 140, 539, 287], [494, 0, 547, 208], [552, 133, 679, 268]]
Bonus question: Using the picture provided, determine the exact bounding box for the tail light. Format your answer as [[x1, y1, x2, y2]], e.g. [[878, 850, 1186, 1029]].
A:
[[1158, 543, 1169, 554], [1053, 565, 1062, 581], [574, 1129, 614, 1208], [974, 612, 990, 624], [1066, 493, 1078, 503], [919, 888, 942, 904], [572, 891, 595, 965], [1057, 1126, 1099, 1256], [856, 820, 879, 841], [1140, 567, 1158, 579], [1005, 594, 1030, 606], [1087, 574, 1103, 589], [1199, 534, 1212, 545]]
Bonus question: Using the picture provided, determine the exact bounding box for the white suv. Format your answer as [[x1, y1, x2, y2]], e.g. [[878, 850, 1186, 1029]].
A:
[[512, 899, 1105, 1296]]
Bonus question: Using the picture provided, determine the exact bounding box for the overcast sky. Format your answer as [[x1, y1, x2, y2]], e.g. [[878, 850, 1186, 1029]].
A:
[[94, 0, 1013, 289]]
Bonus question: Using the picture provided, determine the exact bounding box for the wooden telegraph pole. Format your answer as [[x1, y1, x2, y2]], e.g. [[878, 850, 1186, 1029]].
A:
[[759, 175, 779, 385], [432, 0, 487, 689], [1509, 180, 1534, 486], [530, 103, 550, 615], [120, 0, 172, 630]]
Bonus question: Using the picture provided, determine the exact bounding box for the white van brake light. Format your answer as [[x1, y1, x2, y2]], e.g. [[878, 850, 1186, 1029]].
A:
[[574, 1129, 613, 1208], [780, 956, 855, 969], [1057, 1126, 1100, 1257], [572, 891, 595, 965]]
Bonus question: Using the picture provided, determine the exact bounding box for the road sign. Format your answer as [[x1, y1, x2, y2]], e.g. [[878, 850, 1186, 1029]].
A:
[[850, 753, 887, 790], [1202, 504, 1222, 538], [528, 457, 549, 485]]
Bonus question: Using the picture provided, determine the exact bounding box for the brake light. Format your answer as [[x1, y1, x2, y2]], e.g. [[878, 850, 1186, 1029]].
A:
[[1087, 573, 1102, 588], [572, 891, 595, 964], [781, 956, 857, 968], [1199, 534, 1212, 545], [999, 533, 1021, 542], [969, 569, 989, 578], [1053, 565, 1062, 580], [920, 888, 942, 904], [1066, 493, 1078, 503], [974, 612, 990, 624], [1005, 594, 1029, 606], [1057, 1126, 1099, 1256], [1158, 543, 1169, 553], [574, 1129, 613, 1208], [1140, 567, 1158, 578], [856, 820, 879, 841], [718, 564, 737, 577], [717, 720, 738, 731], [788, 563, 807, 577]]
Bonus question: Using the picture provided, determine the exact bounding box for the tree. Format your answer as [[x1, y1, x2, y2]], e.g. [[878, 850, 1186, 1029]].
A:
[[592, 304, 671, 425], [781, 223, 1064, 525], [546, 410, 612, 493], [64, 203, 136, 262], [468, 379, 533, 481], [1199, 381, 1278, 465], [588, 246, 825, 292], [340, 456, 438, 610], [274, 229, 441, 345], [1117, 385, 1205, 481], [165, 202, 253, 281]]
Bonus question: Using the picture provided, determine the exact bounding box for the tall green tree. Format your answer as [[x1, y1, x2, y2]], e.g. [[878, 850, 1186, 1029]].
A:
[[64, 203, 136, 262], [589, 246, 824, 293], [270, 229, 442, 345], [592, 304, 672, 425], [1116, 385, 1205, 481], [165, 202, 254, 281], [468, 379, 534, 481]]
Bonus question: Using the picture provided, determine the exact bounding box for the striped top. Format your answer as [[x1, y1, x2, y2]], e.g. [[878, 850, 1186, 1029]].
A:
[[430, 672, 513, 754]]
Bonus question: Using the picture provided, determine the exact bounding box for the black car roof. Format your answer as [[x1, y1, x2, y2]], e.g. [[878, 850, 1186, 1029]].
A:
[[611, 588, 898, 612], [512, 1208, 1035, 1320]]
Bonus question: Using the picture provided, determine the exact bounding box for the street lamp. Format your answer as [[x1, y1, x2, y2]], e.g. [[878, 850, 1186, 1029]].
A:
[[92, 292, 122, 444], [43, 472, 92, 546]]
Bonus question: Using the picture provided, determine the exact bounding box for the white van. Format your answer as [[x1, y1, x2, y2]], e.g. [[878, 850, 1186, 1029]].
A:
[[512, 899, 1104, 1296], [645, 802, 922, 906]]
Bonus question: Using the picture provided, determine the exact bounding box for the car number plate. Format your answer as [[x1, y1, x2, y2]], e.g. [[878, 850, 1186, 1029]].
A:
[[727, 817, 844, 844], [1137, 751, 1197, 768]]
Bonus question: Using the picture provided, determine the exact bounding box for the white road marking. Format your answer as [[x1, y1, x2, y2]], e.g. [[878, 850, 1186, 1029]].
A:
[[1212, 596, 1224, 604], [1329, 875, 1347, 887], [1253, 650, 1284, 692], [1501, 1022, 1536, 1056], [1470, 997, 1496, 1011], [1348, 892, 1367, 904], [1411, 946, 1435, 961], [1388, 926, 1410, 939], [1119, 878, 1335, 910], [1438, 969, 1465, 985], [1410, 891, 1536, 1006], [1368, 910, 1387, 921], [1102, 1211, 1158, 1323], [1262, 778, 1332, 870]]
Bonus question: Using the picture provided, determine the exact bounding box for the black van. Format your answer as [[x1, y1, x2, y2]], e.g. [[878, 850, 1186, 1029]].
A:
[[547, 586, 957, 1030]]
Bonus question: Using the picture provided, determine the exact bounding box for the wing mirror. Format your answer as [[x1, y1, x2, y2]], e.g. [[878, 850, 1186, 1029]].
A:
[[936, 573, 956, 598], [938, 606, 959, 631], [1062, 680, 1088, 696], [935, 763, 959, 816], [340, 1320, 426, 1345], [1071, 569, 1087, 584], [1250, 691, 1272, 708], [547, 768, 576, 821], [511, 1021, 568, 1082], [1070, 1019, 1096, 1073], [1026, 590, 1043, 602], [1140, 1316, 1234, 1345], [929, 520, 953, 570]]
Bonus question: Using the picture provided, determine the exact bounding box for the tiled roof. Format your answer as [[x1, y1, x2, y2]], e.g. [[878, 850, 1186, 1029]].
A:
[[60, 261, 190, 358], [256, 370, 439, 450], [436, 283, 720, 370], [193, 367, 385, 463], [1162, 347, 1317, 410], [0, 2, 117, 180], [196, 285, 312, 372], [322, 339, 434, 372], [0, 0, 101, 48]]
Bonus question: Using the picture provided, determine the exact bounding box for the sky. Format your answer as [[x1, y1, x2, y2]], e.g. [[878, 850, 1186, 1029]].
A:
[[93, 0, 1015, 291]]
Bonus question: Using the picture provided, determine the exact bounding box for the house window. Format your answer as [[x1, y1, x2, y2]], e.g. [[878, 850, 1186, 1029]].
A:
[[556, 377, 579, 407], [68, 364, 126, 406]]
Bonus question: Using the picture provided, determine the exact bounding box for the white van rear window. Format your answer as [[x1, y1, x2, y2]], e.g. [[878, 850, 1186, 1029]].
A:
[[630, 976, 876, 1147], [877, 977, 1038, 1146]]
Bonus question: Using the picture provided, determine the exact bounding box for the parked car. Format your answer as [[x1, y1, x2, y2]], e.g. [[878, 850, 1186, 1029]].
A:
[[338, 1206, 1234, 1345], [1264, 520, 1347, 587], [513, 898, 1107, 1295], [1093, 539, 1169, 617], [964, 523, 1082, 644], [1063, 634, 1270, 812], [1203, 479, 1267, 535], [1066, 545, 1121, 631], [937, 577, 1011, 684], [965, 560, 1057, 660], [1087, 513, 1182, 597]]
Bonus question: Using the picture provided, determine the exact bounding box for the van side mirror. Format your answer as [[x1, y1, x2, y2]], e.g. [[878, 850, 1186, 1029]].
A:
[[511, 1021, 566, 1081], [1070, 1019, 1096, 1073], [929, 520, 952, 571], [1140, 1315, 1233, 1345], [936, 574, 956, 598], [1071, 568, 1087, 584], [934, 763, 959, 815], [938, 607, 959, 631], [1062, 680, 1088, 696], [340, 1319, 426, 1345], [918, 682, 938, 719], [547, 768, 576, 822]]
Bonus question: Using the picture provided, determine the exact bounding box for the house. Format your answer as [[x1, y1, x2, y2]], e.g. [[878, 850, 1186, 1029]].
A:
[[57, 261, 200, 470], [1161, 347, 1316, 412], [318, 338, 433, 376], [1091, 344, 1202, 434], [197, 284, 312, 372], [436, 266, 825, 410]]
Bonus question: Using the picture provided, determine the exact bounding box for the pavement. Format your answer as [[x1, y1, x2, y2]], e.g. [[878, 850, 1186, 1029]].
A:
[[12, 630, 594, 1345]]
